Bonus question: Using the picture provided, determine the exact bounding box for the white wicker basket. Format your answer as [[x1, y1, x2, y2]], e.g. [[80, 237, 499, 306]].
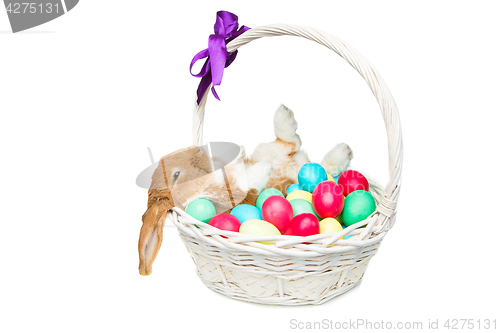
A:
[[170, 24, 403, 305]]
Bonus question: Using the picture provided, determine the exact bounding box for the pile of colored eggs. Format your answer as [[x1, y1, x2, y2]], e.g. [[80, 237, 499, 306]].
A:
[[185, 163, 377, 244]]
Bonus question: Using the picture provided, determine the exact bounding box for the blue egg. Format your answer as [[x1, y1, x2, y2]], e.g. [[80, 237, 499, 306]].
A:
[[286, 184, 301, 195], [298, 163, 328, 193], [230, 204, 262, 223], [333, 176, 339, 183]]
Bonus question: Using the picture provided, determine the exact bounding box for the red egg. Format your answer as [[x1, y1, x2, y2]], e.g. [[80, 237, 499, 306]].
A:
[[208, 214, 241, 232], [262, 195, 294, 233], [337, 170, 369, 197], [284, 213, 319, 236], [312, 181, 344, 219]]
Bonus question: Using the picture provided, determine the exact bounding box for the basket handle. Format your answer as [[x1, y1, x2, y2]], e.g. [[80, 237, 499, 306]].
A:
[[192, 24, 403, 207]]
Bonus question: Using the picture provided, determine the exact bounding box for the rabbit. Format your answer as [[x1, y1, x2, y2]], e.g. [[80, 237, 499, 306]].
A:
[[139, 105, 353, 276]]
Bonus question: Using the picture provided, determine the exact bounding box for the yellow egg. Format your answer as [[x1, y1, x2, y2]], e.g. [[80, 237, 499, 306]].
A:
[[327, 173, 335, 182], [319, 218, 344, 246], [286, 190, 312, 203], [239, 219, 281, 244]]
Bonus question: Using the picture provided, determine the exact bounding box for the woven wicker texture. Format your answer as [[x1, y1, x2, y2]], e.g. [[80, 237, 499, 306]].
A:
[[172, 24, 403, 305]]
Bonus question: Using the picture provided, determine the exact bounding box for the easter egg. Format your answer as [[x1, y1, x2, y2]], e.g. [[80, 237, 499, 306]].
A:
[[256, 188, 284, 209], [286, 184, 301, 195], [298, 163, 328, 193], [327, 173, 335, 182], [261, 195, 294, 233], [230, 204, 262, 223], [335, 212, 343, 224], [337, 170, 369, 197], [186, 198, 216, 223], [312, 181, 344, 219], [342, 224, 353, 240], [341, 190, 376, 226], [320, 218, 344, 246], [284, 213, 319, 236], [208, 214, 241, 232], [239, 219, 281, 244], [319, 218, 344, 235], [289, 199, 320, 220], [286, 190, 312, 203]]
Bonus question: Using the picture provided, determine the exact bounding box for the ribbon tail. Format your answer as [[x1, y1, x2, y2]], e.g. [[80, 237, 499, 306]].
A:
[[196, 71, 213, 105], [211, 86, 220, 101]]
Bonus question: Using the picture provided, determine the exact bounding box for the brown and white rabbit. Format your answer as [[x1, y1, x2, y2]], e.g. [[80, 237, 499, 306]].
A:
[[138, 105, 353, 276]]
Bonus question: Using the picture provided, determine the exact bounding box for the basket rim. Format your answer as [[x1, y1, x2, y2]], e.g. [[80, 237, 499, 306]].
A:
[[170, 175, 394, 257]]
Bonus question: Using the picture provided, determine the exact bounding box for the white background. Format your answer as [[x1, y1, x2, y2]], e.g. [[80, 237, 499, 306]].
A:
[[1, 1, 499, 332]]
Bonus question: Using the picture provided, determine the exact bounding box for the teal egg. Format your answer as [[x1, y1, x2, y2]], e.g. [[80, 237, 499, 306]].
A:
[[298, 163, 327, 193], [256, 188, 284, 209], [289, 198, 320, 220], [342, 224, 353, 240], [286, 184, 301, 195], [231, 204, 262, 223], [186, 198, 216, 223], [341, 190, 376, 226]]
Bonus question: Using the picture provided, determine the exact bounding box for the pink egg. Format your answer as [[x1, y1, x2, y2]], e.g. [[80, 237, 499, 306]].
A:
[[284, 213, 319, 236], [261, 195, 294, 234], [312, 181, 344, 219], [337, 170, 369, 197], [208, 214, 241, 232]]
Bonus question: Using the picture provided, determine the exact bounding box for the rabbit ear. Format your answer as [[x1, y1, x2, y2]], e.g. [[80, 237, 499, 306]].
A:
[[139, 153, 177, 276], [138, 194, 172, 276]]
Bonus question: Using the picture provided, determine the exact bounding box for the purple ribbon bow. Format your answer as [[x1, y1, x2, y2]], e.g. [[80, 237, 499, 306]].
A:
[[190, 11, 250, 104]]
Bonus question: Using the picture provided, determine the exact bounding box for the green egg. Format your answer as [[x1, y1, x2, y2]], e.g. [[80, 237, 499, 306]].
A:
[[341, 190, 376, 226], [256, 188, 284, 209], [289, 198, 320, 220], [186, 198, 216, 223]]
